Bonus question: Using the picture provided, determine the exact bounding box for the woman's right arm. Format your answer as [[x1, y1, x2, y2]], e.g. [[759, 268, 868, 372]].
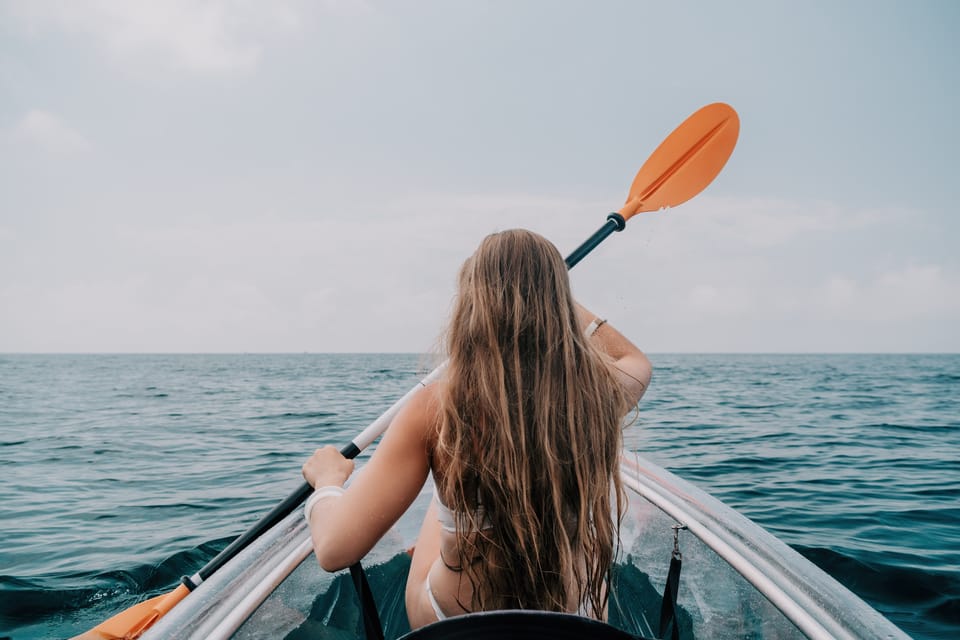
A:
[[576, 302, 652, 406], [302, 383, 436, 571]]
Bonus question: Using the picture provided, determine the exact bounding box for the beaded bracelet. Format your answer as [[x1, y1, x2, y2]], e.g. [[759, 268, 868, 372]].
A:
[[304, 485, 345, 523]]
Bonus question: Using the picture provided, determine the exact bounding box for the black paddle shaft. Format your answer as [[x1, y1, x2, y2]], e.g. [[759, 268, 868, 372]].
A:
[[182, 215, 627, 590], [564, 213, 626, 268], [183, 443, 360, 589]]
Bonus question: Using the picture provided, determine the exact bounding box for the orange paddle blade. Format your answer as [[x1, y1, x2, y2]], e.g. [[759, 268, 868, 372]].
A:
[[621, 102, 739, 219], [71, 583, 190, 640]]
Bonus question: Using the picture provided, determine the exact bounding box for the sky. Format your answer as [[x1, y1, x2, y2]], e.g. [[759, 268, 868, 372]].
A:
[[1, 0, 957, 353]]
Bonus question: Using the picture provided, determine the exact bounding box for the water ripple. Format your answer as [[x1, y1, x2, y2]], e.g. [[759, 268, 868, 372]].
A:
[[1, 353, 957, 639]]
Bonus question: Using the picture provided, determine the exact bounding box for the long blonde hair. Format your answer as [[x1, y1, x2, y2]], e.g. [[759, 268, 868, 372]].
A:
[[434, 229, 630, 616]]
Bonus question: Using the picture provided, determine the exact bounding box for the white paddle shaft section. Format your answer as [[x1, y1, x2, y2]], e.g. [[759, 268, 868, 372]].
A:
[[350, 362, 447, 453]]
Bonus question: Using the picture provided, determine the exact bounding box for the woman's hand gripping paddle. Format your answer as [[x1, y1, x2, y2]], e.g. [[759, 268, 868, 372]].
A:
[[71, 102, 739, 640]]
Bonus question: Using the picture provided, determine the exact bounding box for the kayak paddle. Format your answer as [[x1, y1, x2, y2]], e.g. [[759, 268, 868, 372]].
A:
[[565, 101, 739, 267], [72, 101, 739, 640]]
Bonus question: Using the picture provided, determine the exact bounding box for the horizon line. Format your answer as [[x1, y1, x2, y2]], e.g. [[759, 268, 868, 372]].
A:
[[2, 351, 957, 357]]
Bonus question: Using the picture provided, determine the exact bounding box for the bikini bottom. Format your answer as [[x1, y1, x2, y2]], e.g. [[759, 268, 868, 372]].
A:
[[425, 572, 448, 621]]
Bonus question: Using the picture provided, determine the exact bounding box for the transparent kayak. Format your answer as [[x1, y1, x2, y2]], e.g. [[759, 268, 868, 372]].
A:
[[142, 453, 909, 640]]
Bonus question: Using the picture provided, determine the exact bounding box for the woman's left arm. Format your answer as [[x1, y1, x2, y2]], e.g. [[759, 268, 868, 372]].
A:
[[302, 384, 436, 571], [576, 302, 652, 406]]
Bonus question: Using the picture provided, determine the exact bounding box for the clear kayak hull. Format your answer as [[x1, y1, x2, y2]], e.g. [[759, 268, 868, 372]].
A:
[[142, 453, 910, 639]]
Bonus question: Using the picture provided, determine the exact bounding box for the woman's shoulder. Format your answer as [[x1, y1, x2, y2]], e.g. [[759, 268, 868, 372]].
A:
[[408, 378, 444, 413], [392, 378, 444, 444]]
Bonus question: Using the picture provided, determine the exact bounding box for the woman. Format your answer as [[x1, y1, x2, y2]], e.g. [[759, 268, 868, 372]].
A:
[[302, 229, 651, 628]]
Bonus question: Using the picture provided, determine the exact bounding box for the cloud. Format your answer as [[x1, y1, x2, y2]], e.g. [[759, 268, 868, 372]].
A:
[[5, 0, 315, 73], [636, 195, 896, 252], [1, 189, 955, 353], [818, 265, 960, 321], [12, 110, 91, 153], [555, 194, 955, 352], [633, 262, 960, 352], [686, 284, 758, 317]]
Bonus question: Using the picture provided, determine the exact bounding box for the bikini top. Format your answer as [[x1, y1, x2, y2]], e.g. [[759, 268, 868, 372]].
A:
[[432, 479, 587, 534], [432, 484, 492, 533]]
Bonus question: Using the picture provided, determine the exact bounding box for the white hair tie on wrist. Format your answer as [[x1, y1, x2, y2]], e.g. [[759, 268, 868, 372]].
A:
[[304, 485, 345, 523], [585, 317, 607, 337]]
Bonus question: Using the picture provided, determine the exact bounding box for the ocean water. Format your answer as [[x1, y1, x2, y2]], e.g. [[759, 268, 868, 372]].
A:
[[0, 353, 957, 639]]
